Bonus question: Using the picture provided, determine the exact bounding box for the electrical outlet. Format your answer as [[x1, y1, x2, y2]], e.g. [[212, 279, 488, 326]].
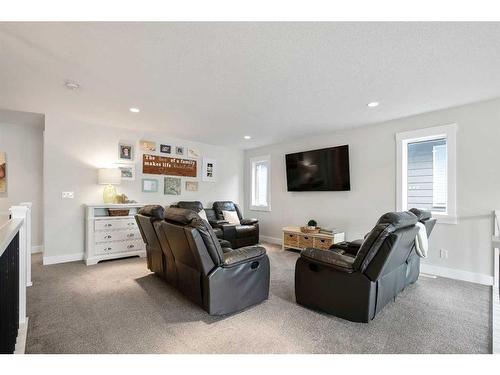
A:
[[440, 249, 448, 259], [62, 192, 74, 199]]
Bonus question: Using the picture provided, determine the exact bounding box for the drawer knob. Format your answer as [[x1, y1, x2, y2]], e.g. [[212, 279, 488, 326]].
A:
[[105, 224, 112, 227], [127, 233, 135, 238], [127, 244, 135, 249]]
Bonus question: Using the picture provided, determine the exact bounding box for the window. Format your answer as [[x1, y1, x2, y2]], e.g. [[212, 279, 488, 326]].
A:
[[396, 124, 457, 224], [250, 155, 271, 211]]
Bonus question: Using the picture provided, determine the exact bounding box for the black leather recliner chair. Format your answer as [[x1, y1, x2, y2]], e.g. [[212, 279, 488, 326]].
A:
[[295, 211, 419, 323], [135, 205, 167, 276], [212, 201, 259, 248], [170, 201, 225, 239], [330, 208, 436, 287], [135, 205, 178, 285], [136, 206, 270, 315]]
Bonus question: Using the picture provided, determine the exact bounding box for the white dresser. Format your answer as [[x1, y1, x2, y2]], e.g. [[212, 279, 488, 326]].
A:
[[85, 204, 146, 265]]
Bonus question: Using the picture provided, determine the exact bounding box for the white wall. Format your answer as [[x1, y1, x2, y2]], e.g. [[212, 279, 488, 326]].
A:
[[44, 113, 244, 260], [0, 119, 44, 248], [245, 98, 500, 280]]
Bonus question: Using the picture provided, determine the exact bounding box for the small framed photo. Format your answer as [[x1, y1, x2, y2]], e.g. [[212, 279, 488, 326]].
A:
[[142, 178, 158, 193], [119, 142, 134, 161], [202, 158, 216, 182], [140, 140, 156, 152], [187, 148, 200, 159], [185, 180, 198, 192], [117, 163, 135, 180], [175, 146, 185, 156], [160, 144, 171, 154], [164, 177, 181, 195]]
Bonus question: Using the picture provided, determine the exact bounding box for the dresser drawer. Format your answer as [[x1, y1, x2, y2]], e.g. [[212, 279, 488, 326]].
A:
[[313, 237, 332, 250], [94, 239, 144, 255], [94, 229, 141, 243], [284, 233, 299, 248], [95, 218, 137, 231], [299, 235, 314, 249]]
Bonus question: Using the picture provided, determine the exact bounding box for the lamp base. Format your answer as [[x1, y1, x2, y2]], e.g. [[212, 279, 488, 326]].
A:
[[103, 185, 117, 204]]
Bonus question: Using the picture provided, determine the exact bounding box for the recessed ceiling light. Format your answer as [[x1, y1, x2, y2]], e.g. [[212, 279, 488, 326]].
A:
[[244, 135, 251, 140], [367, 102, 379, 108], [129, 108, 140, 113], [64, 80, 80, 90]]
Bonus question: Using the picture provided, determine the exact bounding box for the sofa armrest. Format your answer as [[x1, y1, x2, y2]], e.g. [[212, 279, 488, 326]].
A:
[[223, 245, 266, 267], [330, 239, 363, 256], [240, 218, 258, 225], [300, 248, 355, 273], [209, 219, 229, 229]]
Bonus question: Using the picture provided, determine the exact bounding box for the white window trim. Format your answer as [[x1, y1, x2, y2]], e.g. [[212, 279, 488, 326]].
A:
[[396, 123, 457, 225], [249, 155, 271, 212]]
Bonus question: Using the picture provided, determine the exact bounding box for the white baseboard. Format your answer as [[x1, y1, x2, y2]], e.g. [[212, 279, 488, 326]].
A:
[[260, 235, 493, 286], [43, 252, 84, 265], [32, 245, 43, 254], [420, 264, 493, 286], [260, 235, 282, 245]]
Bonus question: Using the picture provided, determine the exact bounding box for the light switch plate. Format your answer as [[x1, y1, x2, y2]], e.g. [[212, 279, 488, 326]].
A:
[[62, 192, 74, 199]]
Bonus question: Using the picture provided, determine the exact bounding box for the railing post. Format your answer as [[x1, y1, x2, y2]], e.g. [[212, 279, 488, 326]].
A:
[[9, 206, 28, 325], [20, 202, 32, 287]]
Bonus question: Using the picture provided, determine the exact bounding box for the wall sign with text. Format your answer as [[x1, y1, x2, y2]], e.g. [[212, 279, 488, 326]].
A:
[[143, 154, 197, 177]]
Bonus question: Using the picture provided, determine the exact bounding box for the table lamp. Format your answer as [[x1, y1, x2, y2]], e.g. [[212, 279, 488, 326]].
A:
[[97, 168, 121, 203]]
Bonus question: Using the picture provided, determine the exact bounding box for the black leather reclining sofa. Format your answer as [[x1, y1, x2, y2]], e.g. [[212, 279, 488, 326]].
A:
[[135, 205, 269, 315], [295, 210, 434, 322], [171, 201, 259, 248]]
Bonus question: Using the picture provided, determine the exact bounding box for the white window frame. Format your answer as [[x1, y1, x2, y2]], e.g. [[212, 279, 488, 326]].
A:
[[249, 155, 271, 212], [396, 124, 457, 224]]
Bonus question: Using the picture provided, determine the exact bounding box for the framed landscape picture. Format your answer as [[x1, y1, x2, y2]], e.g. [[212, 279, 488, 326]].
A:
[[117, 163, 135, 180], [142, 178, 158, 193], [185, 180, 198, 192], [118, 142, 134, 161], [164, 177, 181, 195], [0, 152, 6, 193]]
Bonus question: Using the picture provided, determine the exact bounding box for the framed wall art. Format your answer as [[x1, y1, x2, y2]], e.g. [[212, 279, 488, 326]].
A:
[[175, 146, 185, 156], [164, 177, 181, 195], [117, 163, 135, 180], [142, 178, 159, 193], [202, 158, 216, 182], [187, 148, 200, 159], [118, 142, 134, 161], [160, 144, 171, 154], [140, 140, 156, 152], [185, 181, 198, 192], [0, 152, 6, 193]]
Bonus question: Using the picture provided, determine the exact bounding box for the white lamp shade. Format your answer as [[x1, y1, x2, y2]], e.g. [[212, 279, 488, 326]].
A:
[[98, 168, 121, 185]]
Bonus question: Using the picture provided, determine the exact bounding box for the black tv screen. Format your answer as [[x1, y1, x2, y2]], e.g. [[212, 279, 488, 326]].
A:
[[285, 145, 350, 191]]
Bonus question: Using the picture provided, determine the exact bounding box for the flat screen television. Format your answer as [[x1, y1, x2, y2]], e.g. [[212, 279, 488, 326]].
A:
[[285, 145, 350, 191]]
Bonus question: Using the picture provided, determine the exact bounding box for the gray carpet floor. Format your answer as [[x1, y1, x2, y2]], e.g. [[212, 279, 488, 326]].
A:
[[26, 243, 492, 354]]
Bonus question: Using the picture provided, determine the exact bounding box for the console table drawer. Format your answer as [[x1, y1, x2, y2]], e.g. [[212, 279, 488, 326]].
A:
[[313, 237, 332, 250], [95, 230, 140, 243], [95, 218, 137, 231], [95, 240, 144, 255], [299, 235, 314, 248], [284, 233, 299, 247]]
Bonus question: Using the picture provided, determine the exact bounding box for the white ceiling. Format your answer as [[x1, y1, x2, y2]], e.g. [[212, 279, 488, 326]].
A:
[[0, 22, 499, 149]]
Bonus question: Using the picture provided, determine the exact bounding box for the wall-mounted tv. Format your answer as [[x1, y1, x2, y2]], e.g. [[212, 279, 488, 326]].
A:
[[285, 145, 350, 191]]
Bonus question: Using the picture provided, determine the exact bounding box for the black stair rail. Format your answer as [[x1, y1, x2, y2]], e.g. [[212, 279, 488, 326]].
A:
[[0, 232, 19, 354]]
